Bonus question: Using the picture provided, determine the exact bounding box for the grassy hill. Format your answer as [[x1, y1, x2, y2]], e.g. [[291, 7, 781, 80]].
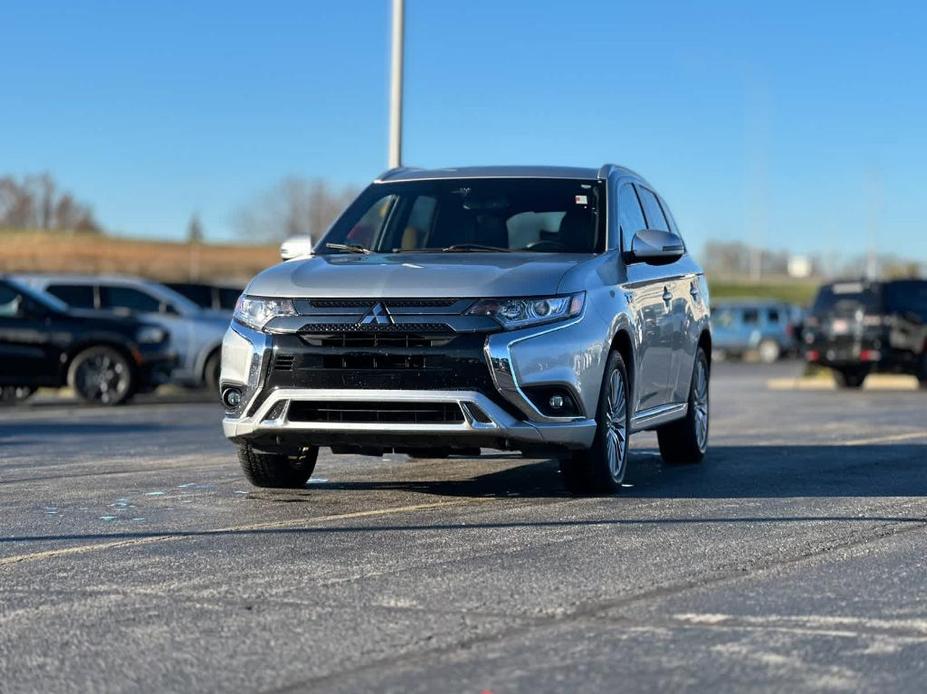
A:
[[0, 230, 279, 283]]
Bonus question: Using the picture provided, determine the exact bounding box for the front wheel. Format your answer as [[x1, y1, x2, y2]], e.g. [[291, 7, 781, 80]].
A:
[[238, 444, 318, 488], [657, 348, 710, 464], [559, 350, 631, 495], [68, 346, 134, 405]]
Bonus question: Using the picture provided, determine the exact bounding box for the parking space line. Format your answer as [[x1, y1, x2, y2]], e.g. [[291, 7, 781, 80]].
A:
[[0, 498, 491, 568], [842, 432, 927, 446]]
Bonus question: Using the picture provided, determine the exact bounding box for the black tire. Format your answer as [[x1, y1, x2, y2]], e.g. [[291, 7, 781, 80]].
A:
[[238, 444, 318, 488], [67, 346, 134, 405], [559, 350, 631, 495], [204, 351, 221, 394], [657, 348, 710, 464], [834, 368, 867, 389]]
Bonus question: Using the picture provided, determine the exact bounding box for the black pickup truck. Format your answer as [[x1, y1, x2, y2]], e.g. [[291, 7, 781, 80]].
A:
[[803, 279, 927, 388]]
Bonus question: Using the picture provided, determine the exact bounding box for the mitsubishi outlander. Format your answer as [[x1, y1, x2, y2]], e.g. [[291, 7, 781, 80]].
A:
[[221, 165, 712, 494]]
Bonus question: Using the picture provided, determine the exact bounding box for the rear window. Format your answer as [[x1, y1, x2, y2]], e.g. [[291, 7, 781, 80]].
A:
[[883, 281, 927, 318], [812, 282, 880, 315]]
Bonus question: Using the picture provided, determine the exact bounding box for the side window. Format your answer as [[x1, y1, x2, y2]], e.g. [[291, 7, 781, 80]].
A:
[[100, 286, 162, 314], [636, 187, 669, 232], [617, 185, 647, 253], [659, 195, 683, 241], [47, 284, 96, 309], [0, 285, 23, 317], [767, 308, 781, 323], [742, 308, 759, 325]]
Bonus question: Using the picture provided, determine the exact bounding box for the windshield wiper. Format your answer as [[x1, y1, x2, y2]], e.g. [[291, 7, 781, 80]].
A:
[[325, 242, 371, 254], [441, 243, 513, 253]]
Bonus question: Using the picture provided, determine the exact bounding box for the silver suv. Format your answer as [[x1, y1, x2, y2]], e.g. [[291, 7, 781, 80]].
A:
[[221, 165, 712, 494]]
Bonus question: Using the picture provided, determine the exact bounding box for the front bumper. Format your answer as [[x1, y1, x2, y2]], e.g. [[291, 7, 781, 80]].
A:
[[135, 345, 178, 390], [220, 314, 607, 452]]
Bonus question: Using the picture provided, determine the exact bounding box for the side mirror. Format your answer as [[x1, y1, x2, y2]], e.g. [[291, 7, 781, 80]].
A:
[[280, 236, 314, 261], [628, 229, 685, 264]]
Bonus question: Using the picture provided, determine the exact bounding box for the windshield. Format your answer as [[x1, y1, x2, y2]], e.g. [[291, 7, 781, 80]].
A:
[[883, 280, 927, 319], [317, 178, 605, 254]]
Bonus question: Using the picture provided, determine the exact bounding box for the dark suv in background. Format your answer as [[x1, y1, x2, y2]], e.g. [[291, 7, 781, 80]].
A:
[[0, 278, 175, 404], [804, 279, 927, 388]]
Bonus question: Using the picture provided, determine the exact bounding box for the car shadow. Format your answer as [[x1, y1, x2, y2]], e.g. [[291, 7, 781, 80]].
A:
[[314, 443, 927, 500]]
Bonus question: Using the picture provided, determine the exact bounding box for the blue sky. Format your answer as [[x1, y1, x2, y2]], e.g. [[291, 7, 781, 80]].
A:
[[1, 0, 925, 259]]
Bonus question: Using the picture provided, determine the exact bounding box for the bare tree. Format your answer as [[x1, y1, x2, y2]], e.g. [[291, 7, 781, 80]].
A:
[[187, 213, 204, 243], [235, 176, 357, 243], [0, 173, 102, 232]]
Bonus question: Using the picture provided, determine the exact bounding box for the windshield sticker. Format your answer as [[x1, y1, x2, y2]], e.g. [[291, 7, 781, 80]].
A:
[[575, 195, 588, 205]]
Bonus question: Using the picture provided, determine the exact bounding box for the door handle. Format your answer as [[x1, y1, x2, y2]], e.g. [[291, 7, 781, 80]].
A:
[[662, 287, 673, 303]]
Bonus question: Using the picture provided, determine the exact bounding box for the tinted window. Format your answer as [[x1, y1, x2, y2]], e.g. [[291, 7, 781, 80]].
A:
[[168, 283, 213, 308], [742, 309, 759, 325], [321, 179, 604, 254], [101, 286, 162, 313], [636, 187, 669, 232], [0, 285, 23, 317], [767, 308, 781, 323], [883, 281, 927, 318], [617, 185, 647, 253], [46, 284, 96, 309], [218, 288, 242, 310]]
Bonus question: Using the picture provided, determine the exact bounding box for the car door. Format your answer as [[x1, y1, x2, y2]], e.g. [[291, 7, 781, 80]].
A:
[[0, 283, 58, 386], [616, 183, 675, 411], [98, 284, 193, 377], [635, 186, 698, 405]]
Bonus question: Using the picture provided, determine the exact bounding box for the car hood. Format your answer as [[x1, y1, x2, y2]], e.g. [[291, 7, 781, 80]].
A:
[[245, 253, 589, 299]]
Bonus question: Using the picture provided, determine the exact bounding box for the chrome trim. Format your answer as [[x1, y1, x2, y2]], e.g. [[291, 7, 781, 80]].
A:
[[224, 322, 272, 417], [630, 402, 688, 433], [483, 314, 587, 424], [223, 388, 598, 448]]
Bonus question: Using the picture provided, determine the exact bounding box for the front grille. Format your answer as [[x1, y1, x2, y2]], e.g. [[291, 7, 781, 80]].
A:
[[288, 401, 464, 424], [298, 323, 453, 335], [306, 298, 460, 309], [274, 354, 296, 371], [300, 332, 452, 349]]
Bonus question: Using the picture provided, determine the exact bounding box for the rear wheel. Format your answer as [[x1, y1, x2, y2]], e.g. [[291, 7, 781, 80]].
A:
[[559, 350, 630, 495], [238, 444, 318, 488], [68, 346, 134, 405], [657, 348, 710, 464], [834, 368, 867, 389], [757, 339, 781, 364]]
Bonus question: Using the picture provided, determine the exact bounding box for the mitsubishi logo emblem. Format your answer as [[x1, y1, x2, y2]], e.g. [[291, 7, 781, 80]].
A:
[[359, 302, 394, 325]]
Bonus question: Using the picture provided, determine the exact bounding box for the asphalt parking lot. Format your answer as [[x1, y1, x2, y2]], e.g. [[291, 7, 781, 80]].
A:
[[2, 361, 927, 693]]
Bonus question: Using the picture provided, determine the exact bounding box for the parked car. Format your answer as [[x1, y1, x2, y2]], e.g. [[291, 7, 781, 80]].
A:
[[166, 282, 242, 311], [711, 299, 800, 362], [0, 277, 175, 404], [220, 164, 712, 495], [17, 275, 230, 390], [804, 279, 927, 388]]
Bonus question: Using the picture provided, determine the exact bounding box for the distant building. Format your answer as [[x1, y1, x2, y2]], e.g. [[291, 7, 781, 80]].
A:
[[788, 255, 812, 279]]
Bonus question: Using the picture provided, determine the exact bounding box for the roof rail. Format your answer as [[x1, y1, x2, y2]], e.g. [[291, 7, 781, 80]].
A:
[[597, 163, 619, 179], [376, 166, 421, 182]]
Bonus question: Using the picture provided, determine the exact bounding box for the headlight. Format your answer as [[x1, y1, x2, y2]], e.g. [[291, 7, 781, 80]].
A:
[[234, 295, 296, 331], [135, 326, 167, 344], [466, 292, 585, 329]]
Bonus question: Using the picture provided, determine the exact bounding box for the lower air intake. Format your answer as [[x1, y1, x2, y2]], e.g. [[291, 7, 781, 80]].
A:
[[287, 401, 465, 424]]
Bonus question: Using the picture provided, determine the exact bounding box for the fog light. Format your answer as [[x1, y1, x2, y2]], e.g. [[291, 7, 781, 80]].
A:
[[222, 387, 242, 409], [549, 395, 564, 410]]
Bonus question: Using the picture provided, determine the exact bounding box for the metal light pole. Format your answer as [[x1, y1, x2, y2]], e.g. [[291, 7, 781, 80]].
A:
[[388, 0, 404, 169]]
